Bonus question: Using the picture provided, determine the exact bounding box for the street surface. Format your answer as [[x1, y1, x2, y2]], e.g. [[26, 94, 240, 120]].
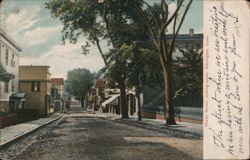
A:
[[0, 105, 202, 160]]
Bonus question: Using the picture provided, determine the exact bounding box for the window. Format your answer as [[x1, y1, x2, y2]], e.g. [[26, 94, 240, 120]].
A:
[[12, 80, 14, 92], [5, 48, 9, 65], [0, 45, 4, 62], [0, 44, 1, 59], [4, 82, 9, 93], [32, 81, 40, 92], [11, 60, 15, 67], [11, 53, 15, 67]]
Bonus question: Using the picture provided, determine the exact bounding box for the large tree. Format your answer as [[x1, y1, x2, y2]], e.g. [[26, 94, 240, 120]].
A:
[[46, 0, 194, 123], [103, 0, 194, 123], [121, 41, 163, 121], [132, 0, 193, 124], [65, 68, 94, 107], [46, 0, 145, 119]]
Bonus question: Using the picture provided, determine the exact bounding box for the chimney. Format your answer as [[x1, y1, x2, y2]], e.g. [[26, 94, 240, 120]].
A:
[[189, 28, 194, 36]]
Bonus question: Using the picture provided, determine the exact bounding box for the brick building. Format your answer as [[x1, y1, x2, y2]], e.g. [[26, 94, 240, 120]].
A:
[[51, 78, 64, 98]]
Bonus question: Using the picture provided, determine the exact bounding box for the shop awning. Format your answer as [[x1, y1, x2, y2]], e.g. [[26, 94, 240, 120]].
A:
[[101, 94, 119, 107], [9, 92, 26, 101]]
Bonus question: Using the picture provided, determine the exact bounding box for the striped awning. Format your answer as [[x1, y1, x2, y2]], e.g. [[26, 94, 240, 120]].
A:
[[101, 94, 119, 107]]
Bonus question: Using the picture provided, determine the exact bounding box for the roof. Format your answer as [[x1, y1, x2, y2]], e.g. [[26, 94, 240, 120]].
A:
[[19, 65, 51, 81], [165, 33, 203, 47], [19, 65, 50, 68], [52, 78, 64, 85], [0, 28, 22, 52], [165, 34, 203, 41], [10, 92, 26, 99], [95, 80, 106, 88]]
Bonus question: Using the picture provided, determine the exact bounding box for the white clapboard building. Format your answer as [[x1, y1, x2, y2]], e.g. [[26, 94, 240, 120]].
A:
[[0, 28, 22, 112]]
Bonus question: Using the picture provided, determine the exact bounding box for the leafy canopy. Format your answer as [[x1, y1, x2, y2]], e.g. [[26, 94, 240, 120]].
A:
[[173, 46, 203, 95], [65, 68, 95, 100]]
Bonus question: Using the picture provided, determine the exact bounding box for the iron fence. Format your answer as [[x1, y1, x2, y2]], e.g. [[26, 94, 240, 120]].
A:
[[142, 106, 203, 120]]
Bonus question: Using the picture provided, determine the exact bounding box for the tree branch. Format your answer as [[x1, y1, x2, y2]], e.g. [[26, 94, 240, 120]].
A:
[[169, 0, 193, 55], [135, 4, 159, 48], [158, 0, 184, 59], [161, 0, 184, 33], [142, 0, 160, 29], [161, 0, 165, 21], [172, 0, 180, 36], [173, 87, 184, 99], [102, 2, 117, 49], [91, 30, 109, 68], [162, 0, 169, 22]]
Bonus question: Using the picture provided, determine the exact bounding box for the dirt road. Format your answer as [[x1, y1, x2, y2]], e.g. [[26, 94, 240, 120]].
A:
[[1, 109, 202, 160]]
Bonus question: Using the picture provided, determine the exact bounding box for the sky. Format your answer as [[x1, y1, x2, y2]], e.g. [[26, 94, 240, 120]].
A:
[[0, 0, 203, 79]]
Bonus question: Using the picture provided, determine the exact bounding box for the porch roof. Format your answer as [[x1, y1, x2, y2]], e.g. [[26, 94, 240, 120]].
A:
[[10, 92, 25, 99]]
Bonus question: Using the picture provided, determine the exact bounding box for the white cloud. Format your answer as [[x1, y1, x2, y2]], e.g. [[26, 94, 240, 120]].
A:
[[20, 40, 108, 79], [169, 3, 177, 15], [23, 25, 62, 45], [2, 5, 41, 39]]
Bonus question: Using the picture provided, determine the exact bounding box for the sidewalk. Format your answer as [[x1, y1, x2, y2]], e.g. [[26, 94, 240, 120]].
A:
[[92, 111, 203, 138], [0, 112, 63, 148]]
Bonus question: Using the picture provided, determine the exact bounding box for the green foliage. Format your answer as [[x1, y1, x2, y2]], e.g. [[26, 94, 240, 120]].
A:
[[105, 41, 163, 88], [173, 46, 203, 95], [65, 68, 95, 100], [0, 63, 14, 82], [104, 45, 129, 86], [46, 0, 147, 69], [45, 0, 144, 49], [125, 41, 163, 88], [46, 0, 194, 122]]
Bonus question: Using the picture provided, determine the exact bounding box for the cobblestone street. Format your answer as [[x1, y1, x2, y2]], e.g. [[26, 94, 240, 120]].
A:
[[1, 106, 202, 160]]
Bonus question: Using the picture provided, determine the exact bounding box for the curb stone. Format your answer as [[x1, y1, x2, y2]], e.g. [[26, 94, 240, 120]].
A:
[[0, 114, 64, 149], [101, 116, 202, 140], [117, 119, 202, 139]]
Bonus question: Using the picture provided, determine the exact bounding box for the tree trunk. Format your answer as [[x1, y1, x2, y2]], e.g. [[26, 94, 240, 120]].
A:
[[86, 95, 88, 109], [81, 98, 85, 108], [119, 81, 129, 119], [136, 85, 142, 121], [163, 64, 176, 125]]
